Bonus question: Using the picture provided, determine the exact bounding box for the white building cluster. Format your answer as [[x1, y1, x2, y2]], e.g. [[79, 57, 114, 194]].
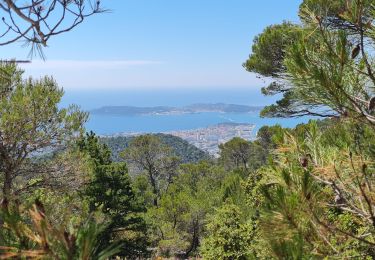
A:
[[167, 123, 255, 157]]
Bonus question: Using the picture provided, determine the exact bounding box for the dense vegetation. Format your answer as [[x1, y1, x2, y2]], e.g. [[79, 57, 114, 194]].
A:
[[2, 0, 375, 259], [101, 133, 211, 163]]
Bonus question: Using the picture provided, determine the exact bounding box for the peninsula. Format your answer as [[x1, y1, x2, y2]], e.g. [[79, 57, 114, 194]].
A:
[[90, 103, 263, 116]]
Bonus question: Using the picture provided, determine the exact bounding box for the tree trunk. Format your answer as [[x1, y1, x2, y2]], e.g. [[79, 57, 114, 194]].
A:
[[185, 217, 200, 257], [0, 171, 11, 227], [148, 170, 158, 207], [2, 170, 12, 208]]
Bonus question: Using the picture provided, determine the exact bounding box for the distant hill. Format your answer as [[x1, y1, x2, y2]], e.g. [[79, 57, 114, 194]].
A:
[[92, 106, 172, 116], [184, 103, 262, 113], [91, 103, 263, 116], [100, 133, 211, 163]]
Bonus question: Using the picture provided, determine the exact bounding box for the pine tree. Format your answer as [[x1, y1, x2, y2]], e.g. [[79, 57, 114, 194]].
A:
[[78, 132, 149, 258]]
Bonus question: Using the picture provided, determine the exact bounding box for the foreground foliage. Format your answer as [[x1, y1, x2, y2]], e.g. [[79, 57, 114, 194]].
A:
[[201, 203, 254, 260], [78, 132, 149, 258], [242, 0, 375, 258], [0, 201, 119, 259], [5, 0, 375, 258]]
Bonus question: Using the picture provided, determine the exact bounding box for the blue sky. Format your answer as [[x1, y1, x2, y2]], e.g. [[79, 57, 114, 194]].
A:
[[5, 0, 301, 90]]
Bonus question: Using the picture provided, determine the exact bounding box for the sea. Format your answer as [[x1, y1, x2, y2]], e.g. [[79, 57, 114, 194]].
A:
[[60, 88, 311, 135]]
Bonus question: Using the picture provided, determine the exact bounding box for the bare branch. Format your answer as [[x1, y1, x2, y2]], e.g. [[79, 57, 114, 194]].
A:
[[0, 0, 106, 57]]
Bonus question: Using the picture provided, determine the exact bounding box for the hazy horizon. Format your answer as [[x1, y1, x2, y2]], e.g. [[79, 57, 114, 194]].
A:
[[60, 87, 279, 110]]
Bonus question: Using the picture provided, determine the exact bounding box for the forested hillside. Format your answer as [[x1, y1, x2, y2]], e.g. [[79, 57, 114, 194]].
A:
[[100, 133, 211, 163], [2, 0, 375, 259]]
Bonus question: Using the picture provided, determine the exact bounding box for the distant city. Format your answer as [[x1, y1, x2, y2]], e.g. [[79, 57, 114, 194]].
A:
[[108, 122, 256, 157], [168, 122, 255, 156], [94, 103, 260, 155]]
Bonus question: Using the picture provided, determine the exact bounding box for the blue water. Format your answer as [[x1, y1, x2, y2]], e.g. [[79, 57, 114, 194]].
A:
[[61, 88, 311, 135], [86, 112, 308, 135]]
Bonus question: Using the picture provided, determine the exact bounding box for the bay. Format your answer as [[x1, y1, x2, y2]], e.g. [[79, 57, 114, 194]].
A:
[[61, 88, 312, 135], [86, 112, 309, 135]]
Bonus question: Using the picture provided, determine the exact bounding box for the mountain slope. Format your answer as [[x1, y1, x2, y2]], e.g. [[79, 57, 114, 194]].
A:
[[100, 133, 211, 163]]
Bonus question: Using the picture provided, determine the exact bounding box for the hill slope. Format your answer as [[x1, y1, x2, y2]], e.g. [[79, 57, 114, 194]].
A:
[[100, 133, 211, 163]]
